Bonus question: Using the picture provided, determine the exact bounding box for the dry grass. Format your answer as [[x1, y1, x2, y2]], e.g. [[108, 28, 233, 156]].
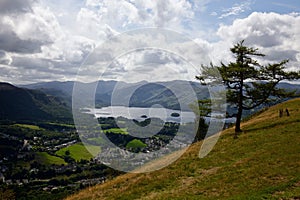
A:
[[66, 98, 300, 200]]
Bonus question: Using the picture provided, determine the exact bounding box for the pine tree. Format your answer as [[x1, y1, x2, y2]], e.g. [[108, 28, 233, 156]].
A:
[[189, 99, 211, 142], [196, 40, 300, 138]]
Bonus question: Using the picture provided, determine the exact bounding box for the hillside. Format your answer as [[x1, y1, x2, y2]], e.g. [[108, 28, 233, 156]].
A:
[[22, 80, 300, 114], [0, 82, 72, 122], [66, 98, 300, 200], [22, 80, 210, 110]]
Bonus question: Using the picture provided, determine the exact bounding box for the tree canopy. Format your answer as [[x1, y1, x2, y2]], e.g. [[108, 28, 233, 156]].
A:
[[196, 40, 300, 138]]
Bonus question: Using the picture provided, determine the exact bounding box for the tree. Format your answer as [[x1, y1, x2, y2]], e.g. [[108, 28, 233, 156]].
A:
[[196, 40, 300, 138], [189, 99, 211, 142], [0, 188, 15, 200], [65, 150, 70, 156]]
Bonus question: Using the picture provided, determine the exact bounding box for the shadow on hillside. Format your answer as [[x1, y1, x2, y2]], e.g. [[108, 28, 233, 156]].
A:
[[243, 119, 300, 133]]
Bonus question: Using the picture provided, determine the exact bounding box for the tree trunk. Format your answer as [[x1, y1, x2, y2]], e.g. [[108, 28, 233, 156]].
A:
[[234, 79, 244, 138], [234, 105, 243, 138]]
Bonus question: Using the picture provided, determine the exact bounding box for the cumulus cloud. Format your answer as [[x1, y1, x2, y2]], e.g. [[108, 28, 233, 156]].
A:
[[218, 12, 299, 46], [0, 0, 206, 84], [84, 11, 300, 82], [0, 0, 99, 83], [139, 51, 182, 65], [0, 2, 61, 54], [74, 28, 212, 83], [154, 0, 194, 27], [77, 0, 194, 31], [0, 0, 299, 84], [215, 12, 300, 69]]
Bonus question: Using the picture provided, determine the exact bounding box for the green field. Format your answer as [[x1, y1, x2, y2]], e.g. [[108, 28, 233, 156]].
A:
[[47, 122, 75, 128], [35, 152, 66, 165], [103, 128, 128, 135], [126, 139, 147, 149], [13, 124, 43, 130], [56, 143, 101, 161], [67, 98, 300, 200]]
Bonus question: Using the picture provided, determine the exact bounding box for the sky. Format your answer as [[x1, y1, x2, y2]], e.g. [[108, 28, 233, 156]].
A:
[[0, 0, 300, 84]]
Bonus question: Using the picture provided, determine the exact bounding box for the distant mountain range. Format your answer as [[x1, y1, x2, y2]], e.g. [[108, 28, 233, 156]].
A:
[[0, 82, 72, 122], [0, 80, 298, 122], [21, 80, 300, 110], [21, 80, 211, 110]]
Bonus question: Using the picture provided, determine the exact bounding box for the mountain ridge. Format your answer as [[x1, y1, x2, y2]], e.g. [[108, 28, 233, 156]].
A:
[[21, 80, 300, 109], [22, 80, 211, 110], [0, 82, 72, 122]]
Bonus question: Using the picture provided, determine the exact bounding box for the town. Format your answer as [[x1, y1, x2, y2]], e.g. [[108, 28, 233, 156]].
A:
[[0, 117, 193, 199]]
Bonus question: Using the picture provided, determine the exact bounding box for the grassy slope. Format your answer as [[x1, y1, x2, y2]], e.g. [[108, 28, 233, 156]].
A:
[[103, 128, 128, 135], [56, 143, 101, 161], [126, 139, 147, 149], [66, 98, 300, 200], [35, 152, 67, 165], [13, 124, 44, 130]]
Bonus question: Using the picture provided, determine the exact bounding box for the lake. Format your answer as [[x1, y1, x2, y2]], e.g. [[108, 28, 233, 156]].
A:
[[84, 106, 236, 124], [85, 106, 194, 124]]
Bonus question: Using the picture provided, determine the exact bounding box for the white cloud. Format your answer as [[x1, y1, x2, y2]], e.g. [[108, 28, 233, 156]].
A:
[[0, 0, 299, 84], [0, 51, 12, 65], [0, 0, 98, 83], [74, 29, 212, 83], [219, 0, 253, 19], [210, 12, 218, 16], [0, 2, 61, 54], [0, 0, 206, 84], [154, 0, 194, 27], [76, 8, 119, 40], [192, 0, 216, 13], [78, 0, 194, 31], [215, 12, 300, 69]]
